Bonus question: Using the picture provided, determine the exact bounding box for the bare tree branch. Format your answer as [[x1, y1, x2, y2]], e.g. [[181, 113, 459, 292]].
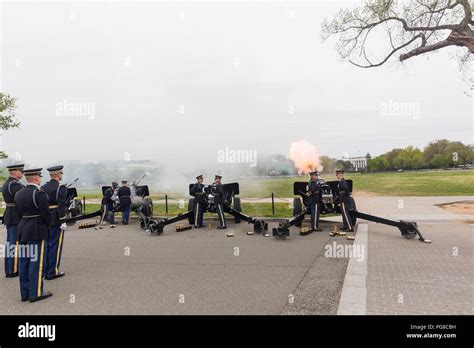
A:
[[322, 0, 474, 68], [350, 34, 424, 68]]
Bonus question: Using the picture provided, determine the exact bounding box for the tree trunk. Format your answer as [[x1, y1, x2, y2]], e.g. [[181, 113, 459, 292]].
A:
[[447, 28, 474, 53]]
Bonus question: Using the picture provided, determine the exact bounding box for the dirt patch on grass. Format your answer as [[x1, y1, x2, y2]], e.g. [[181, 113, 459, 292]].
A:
[[436, 201, 474, 215]]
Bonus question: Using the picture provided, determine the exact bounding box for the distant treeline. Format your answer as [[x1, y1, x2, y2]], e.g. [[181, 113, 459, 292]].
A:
[[367, 139, 473, 172], [1, 140, 472, 183]]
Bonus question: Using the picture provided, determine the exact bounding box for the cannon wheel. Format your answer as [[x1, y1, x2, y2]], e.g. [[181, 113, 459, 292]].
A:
[[293, 197, 303, 228], [142, 198, 153, 218], [188, 198, 195, 225], [233, 197, 241, 223], [75, 200, 83, 215], [404, 230, 417, 239], [149, 221, 163, 235], [70, 200, 83, 217]]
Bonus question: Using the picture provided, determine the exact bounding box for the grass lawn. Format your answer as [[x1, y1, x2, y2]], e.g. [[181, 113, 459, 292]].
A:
[[238, 170, 474, 197], [79, 202, 294, 218], [1, 171, 471, 215], [348, 170, 474, 196]]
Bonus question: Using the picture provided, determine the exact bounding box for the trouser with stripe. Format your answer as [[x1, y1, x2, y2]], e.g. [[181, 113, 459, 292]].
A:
[[46, 225, 64, 278], [5, 224, 19, 276], [310, 203, 320, 230], [98, 204, 107, 225], [216, 203, 226, 228], [193, 201, 204, 227], [19, 240, 46, 301], [341, 201, 353, 231]]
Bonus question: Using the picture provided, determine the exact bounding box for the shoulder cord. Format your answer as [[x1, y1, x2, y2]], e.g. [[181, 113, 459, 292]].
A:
[[32, 189, 39, 208]]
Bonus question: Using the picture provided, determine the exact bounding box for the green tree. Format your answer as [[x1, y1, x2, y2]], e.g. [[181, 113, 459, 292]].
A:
[[423, 139, 474, 168], [320, 155, 336, 173], [393, 146, 425, 170], [384, 148, 403, 170], [431, 153, 451, 168], [0, 93, 21, 159], [446, 141, 474, 166], [367, 155, 389, 172], [335, 160, 354, 171], [423, 139, 451, 167]]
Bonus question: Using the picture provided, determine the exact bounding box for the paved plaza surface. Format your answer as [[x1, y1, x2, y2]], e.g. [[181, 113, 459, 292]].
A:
[[0, 219, 350, 315], [336, 221, 473, 315], [0, 196, 472, 315], [366, 222, 473, 315]]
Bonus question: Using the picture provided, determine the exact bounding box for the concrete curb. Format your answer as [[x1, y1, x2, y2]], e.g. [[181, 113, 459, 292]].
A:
[[337, 223, 368, 315]]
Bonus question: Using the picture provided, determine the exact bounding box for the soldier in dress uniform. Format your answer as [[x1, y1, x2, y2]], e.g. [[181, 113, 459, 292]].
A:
[[190, 175, 206, 228], [2, 164, 25, 278], [41, 165, 67, 280], [99, 182, 118, 227], [211, 175, 226, 229], [118, 180, 132, 225], [15, 168, 53, 302], [306, 171, 323, 232], [336, 170, 354, 232]]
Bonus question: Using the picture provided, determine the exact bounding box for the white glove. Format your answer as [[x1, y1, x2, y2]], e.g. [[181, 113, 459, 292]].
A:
[[61, 223, 68, 230]]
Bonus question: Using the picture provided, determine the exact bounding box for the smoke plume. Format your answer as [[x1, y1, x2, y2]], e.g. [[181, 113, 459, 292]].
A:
[[289, 140, 324, 175]]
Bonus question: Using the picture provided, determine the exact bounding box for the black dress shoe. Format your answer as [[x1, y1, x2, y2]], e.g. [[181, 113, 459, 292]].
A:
[[30, 292, 53, 303], [21, 297, 29, 302], [46, 272, 65, 280], [6, 272, 19, 278], [217, 226, 227, 230], [314, 227, 323, 232]]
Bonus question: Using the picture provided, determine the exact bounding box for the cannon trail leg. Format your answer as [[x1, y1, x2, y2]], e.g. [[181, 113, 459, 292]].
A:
[[61, 210, 103, 225], [355, 211, 431, 243], [148, 211, 194, 235], [272, 209, 307, 239], [224, 207, 268, 234]]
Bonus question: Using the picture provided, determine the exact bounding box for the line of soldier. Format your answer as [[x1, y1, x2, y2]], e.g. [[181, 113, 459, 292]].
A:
[[305, 169, 354, 232], [98, 181, 132, 228], [190, 174, 226, 229], [2, 165, 67, 302], [2, 165, 352, 302], [2, 163, 135, 303], [191, 171, 354, 232]]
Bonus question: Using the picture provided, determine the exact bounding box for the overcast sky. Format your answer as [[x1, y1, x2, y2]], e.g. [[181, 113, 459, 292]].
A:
[[1, 0, 472, 170]]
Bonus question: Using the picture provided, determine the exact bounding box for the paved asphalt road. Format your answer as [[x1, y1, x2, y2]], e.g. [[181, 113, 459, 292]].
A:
[[0, 218, 351, 315]]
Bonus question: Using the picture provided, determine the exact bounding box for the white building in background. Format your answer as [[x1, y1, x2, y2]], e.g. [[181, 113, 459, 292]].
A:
[[347, 154, 371, 171]]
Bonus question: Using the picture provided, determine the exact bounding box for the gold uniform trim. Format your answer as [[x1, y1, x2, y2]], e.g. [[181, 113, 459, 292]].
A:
[[55, 229, 64, 275], [194, 203, 199, 226], [13, 242, 19, 273], [341, 202, 352, 230], [217, 204, 225, 227], [37, 241, 45, 297]]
